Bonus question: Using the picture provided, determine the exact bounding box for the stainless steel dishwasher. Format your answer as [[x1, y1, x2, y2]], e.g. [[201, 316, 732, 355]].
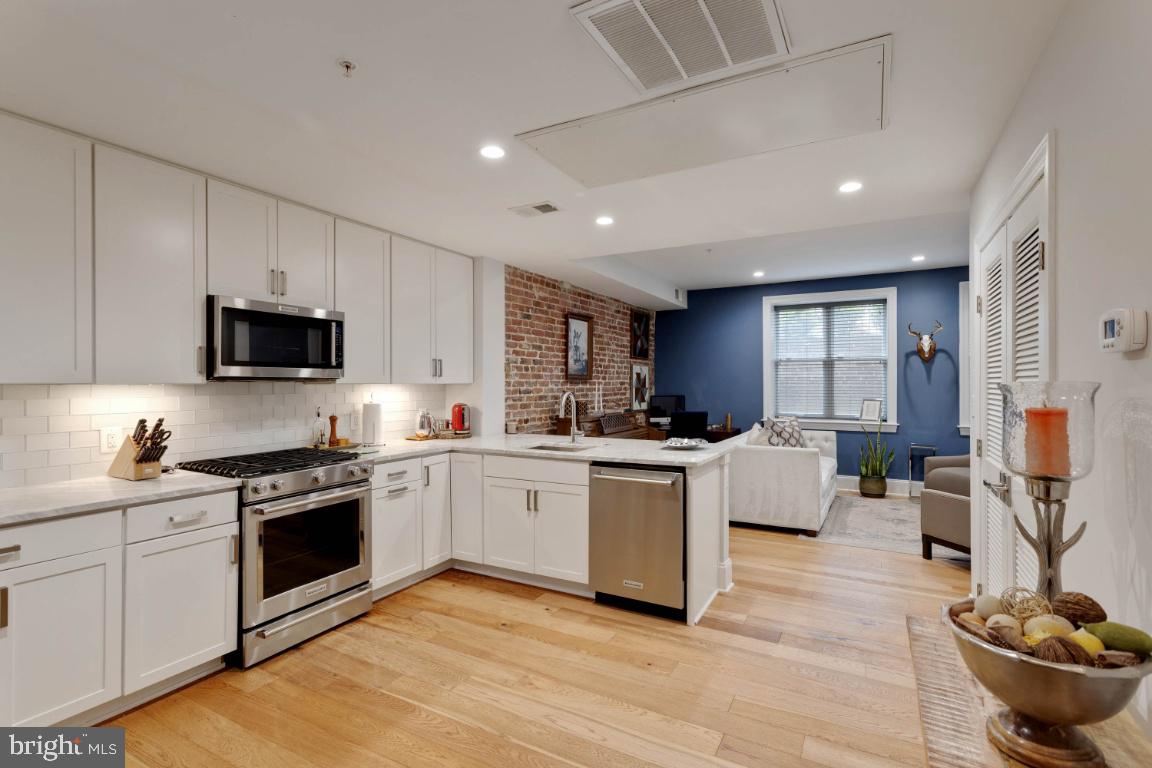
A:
[[589, 463, 685, 618]]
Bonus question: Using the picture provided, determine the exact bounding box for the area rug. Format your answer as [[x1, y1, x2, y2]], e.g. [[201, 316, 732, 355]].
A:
[[906, 614, 1152, 767], [807, 494, 927, 556]]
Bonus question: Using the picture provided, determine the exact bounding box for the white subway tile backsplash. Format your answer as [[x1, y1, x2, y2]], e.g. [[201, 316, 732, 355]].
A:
[[0, 381, 447, 488], [2, 416, 47, 435], [26, 433, 70, 451]]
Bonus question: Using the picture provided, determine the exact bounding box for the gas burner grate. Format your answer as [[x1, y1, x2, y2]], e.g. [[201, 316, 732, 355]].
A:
[[177, 448, 359, 478]]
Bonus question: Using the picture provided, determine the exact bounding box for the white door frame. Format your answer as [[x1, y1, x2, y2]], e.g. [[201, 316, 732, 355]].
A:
[[969, 133, 1055, 597]]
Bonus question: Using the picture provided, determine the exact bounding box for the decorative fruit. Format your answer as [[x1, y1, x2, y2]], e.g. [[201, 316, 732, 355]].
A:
[[1084, 622, 1152, 655], [958, 612, 985, 626], [1096, 650, 1144, 668], [1068, 627, 1106, 655], [985, 614, 1022, 633], [1024, 632, 1052, 646], [988, 624, 1032, 654], [1052, 592, 1107, 626], [974, 593, 1004, 620], [1023, 614, 1075, 638], [1033, 636, 1094, 666]]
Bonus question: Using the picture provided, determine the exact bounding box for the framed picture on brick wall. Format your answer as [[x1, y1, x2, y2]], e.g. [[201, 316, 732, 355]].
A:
[[631, 363, 650, 411], [566, 313, 593, 380], [630, 309, 651, 359]]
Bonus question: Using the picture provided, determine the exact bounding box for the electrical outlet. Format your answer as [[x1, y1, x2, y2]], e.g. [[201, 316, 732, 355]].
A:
[[100, 426, 123, 455], [350, 410, 361, 431]]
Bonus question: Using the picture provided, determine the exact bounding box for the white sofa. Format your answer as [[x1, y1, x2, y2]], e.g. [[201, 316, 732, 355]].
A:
[[728, 429, 838, 535]]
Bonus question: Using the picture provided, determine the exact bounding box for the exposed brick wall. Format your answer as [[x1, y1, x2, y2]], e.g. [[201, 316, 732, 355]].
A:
[[505, 265, 655, 433]]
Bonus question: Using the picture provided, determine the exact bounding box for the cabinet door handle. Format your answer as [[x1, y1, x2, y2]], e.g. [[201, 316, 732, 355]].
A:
[[169, 509, 208, 525], [230, 534, 239, 565], [196, 345, 204, 375], [270, 268, 277, 296], [424, 466, 430, 487], [279, 270, 287, 296], [0, 586, 7, 629], [526, 489, 531, 512], [431, 358, 438, 378], [533, 490, 540, 513]]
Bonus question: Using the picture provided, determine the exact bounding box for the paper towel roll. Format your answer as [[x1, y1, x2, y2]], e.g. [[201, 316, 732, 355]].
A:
[[362, 403, 385, 445]]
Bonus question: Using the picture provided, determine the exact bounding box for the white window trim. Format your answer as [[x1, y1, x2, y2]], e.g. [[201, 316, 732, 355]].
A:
[[763, 287, 899, 434], [958, 280, 971, 436]]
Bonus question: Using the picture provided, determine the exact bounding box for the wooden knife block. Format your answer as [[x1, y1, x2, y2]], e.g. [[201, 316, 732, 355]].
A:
[[106, 436, 162, 481]]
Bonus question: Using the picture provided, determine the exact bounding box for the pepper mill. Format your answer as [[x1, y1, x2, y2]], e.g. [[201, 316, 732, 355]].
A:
[[328, 414, 339, 447]]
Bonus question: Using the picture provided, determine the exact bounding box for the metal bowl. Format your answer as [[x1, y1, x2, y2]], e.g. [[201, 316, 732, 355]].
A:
[[944, 601, 1152, 725]]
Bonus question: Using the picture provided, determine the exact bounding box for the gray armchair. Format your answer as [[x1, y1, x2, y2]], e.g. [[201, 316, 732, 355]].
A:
[[920, 455, 971, 559]]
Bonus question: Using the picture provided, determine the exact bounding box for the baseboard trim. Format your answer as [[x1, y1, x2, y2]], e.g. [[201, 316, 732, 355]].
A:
[[63, 658, 225, 727], [452, 562, 594, 598], [836, 475, 921, 497], [371, 561, 454, 600]]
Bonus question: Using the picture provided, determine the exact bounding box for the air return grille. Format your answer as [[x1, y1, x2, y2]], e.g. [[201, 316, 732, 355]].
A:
[[574, 0, 789, 92]]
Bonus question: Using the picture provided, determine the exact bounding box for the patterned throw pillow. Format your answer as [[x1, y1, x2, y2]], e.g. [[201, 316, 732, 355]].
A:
[[759, 416, 806, 447]]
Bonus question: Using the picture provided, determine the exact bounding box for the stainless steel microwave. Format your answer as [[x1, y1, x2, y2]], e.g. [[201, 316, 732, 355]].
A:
[[208, 295, 344, 380]]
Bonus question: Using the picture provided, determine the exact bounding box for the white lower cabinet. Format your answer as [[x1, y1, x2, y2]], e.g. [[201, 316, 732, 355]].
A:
[[483, 476, 588, 583], [483, 477, 535, 572], [533, 483, 590, 583], [372, 480, 422, 587], [0, 547, 123, 726], [123, 522, 239, 694], [421, 455, 452, 569], [450, 453, 483, 563]]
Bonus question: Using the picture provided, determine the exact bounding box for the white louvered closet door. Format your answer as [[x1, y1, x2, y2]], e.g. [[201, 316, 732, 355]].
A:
[[978, 226, 1011, 597], [975, 179, 1050, 597], [1006, 181, 1050, 589]]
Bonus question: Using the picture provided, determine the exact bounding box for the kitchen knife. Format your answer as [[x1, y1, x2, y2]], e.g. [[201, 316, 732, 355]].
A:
[[132, 419, 148, 445]]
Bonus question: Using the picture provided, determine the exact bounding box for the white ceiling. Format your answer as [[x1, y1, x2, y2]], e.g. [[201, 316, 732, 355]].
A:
[[613, 210, 969, 289], [0, 1, 1065, 300]]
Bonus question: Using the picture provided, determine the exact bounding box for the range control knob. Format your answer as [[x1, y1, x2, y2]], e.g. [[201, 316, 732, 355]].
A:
[[271, 479, 285, 492], [311, 471, 326, 485], [251, 481, 266, 495], [348, 465, 363, 478]]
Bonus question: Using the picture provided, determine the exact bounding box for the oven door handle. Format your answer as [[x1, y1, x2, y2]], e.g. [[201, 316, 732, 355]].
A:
[[255, 584, 371, 639], [251, 485, 369, 519]]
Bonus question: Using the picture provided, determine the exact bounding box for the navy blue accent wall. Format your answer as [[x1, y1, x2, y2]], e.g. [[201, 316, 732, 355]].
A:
[[655, 267, 970, 479]]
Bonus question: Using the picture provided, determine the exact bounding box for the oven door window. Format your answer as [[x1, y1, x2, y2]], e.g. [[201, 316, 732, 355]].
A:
[[260, 499, 362, 599], [220, 306, 336, 370]]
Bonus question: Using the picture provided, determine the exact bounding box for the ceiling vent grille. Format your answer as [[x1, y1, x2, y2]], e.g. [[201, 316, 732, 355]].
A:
[[574, 0, 789, 92], [509, 201, 560, 218]]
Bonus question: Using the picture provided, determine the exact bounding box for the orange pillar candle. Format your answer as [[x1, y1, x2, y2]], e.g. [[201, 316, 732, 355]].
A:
[[1025, 407, 1071, 477]]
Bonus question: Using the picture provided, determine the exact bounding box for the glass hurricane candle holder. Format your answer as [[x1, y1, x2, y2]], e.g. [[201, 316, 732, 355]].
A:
[[997, 381, 1100, 600]]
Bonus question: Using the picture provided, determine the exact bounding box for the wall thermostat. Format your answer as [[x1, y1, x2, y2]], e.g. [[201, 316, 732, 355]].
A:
[[1099, 308, 1147, 352]]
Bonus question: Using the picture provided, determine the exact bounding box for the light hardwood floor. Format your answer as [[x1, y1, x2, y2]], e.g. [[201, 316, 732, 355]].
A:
[[110, 525, 970, 768]]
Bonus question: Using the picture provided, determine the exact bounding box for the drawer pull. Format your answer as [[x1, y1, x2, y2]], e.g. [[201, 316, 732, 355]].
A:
[[0, 544, 20, 557], [386, 470, 407, 479], [0, 586, 7, 629], [169, 510, 208, 525], [386, 485, 413, 495]]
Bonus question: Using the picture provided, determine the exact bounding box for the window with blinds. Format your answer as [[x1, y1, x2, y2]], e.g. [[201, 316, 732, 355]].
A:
[[773, 299, 889, 420]]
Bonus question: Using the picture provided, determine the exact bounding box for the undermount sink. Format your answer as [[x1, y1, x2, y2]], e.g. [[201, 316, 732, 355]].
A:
[[528, 443, 596, 452]]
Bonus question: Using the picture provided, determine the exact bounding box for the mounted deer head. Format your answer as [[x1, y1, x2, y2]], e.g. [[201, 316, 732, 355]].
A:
[[908, 321, 944, 362]]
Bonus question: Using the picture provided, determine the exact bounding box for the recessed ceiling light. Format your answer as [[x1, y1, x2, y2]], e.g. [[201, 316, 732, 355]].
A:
[[752, 271, 765, 278], [911, 254, 926, 263], [838, 180, 863, 194], [479, 144, 505, 160], [595, 215, 614, 226]]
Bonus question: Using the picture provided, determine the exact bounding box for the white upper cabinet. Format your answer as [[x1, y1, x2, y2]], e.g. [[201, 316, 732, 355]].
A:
[[390, 236, 474, 384], [335, 220, 390, 383], [391, 236, 436, 383], [207, 180, 277, 301], [434, 249, 474, 384], [277, 201, 334, 309], [0, 114, 93, 383], [95, 147, 207, 383]]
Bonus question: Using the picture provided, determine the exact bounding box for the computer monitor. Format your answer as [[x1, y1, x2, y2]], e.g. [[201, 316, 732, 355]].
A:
[[669, 411, 708, 439], [649, 394, 686, 417]]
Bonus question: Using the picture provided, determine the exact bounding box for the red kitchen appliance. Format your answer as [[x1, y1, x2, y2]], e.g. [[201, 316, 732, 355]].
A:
[[451, 403, 471, 433]]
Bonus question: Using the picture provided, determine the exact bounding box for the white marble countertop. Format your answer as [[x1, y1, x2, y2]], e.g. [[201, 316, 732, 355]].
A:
[[353, 433, 738, 468], [0, 471, 241, 529], [0, 434, 742, 529]]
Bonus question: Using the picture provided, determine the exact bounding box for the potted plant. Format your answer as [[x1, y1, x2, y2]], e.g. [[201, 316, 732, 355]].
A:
[[858, 419, 895, 498]]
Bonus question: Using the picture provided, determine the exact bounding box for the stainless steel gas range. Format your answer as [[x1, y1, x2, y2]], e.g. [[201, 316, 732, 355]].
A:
[[177, 448, 374, 666]]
